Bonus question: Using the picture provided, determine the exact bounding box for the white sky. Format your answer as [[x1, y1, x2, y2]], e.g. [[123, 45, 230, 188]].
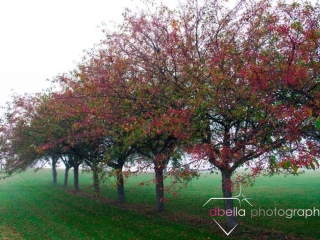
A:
[[0, 0, 177, 109], [1, 0, 313, 111]]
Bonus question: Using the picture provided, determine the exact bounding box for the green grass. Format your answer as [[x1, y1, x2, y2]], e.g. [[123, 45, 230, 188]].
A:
[[0, 169, 319, 239]]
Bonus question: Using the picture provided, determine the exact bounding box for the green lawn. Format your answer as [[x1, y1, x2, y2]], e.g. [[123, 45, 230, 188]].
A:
[[0, 168, 319, 239]]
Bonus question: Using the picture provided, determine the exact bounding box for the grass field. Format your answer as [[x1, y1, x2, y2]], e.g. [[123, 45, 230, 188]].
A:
[[0, 168, 319, 239]]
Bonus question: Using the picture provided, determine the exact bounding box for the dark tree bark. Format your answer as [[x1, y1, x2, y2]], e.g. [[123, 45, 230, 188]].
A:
[[92, 163, 100, 196], [64, 165, 70, 187], [116, 167, 125, 203], [83, 159, 100, 196], [155, 166, 165, 212], [73, 163, 80, 190], [221, 169, 238, 229], [108, 154, 129, 203], [51, 156, 58, 185], [135, 137, 175, 213]]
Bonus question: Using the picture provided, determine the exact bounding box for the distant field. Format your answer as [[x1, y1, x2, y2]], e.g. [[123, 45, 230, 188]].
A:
[[0, 169, 319, 239]]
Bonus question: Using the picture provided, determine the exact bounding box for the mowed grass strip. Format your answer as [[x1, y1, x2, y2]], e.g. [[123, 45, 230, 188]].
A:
[[0, 169, 319, 239], [0, 169, 226, 240], [98, 169, 320, 239]]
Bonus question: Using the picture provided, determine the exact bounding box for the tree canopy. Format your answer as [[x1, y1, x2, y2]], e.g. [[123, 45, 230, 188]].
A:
[[0, 0, 319, 229]]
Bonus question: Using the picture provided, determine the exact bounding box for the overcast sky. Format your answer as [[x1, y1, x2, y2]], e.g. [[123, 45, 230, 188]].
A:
[[0, 0, 178, 109], [1, 0, 314, 110]]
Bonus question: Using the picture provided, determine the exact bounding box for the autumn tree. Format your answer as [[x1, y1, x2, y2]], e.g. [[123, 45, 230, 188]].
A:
[[55, 54, 143, 201], [172, 0, 320, 229], [3, 0, 317, 230], [58, 154, 83, 189], [88, 3, 201, 211], [0, 93, 91, 189], [269, 0, 320, 163], [0, 95, 56, 181], [38, 87, 107, 194], [90, 0, 319, 226], [50, 66, 141, 198]]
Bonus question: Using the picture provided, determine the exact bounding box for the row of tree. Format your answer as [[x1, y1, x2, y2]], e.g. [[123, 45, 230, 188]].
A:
[[0, 0, 319, 229]]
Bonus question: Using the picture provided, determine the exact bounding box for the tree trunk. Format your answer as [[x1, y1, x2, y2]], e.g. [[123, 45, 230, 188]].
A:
[[116, 167, 125, 203], [74, 164, 79, 191], [155, 167, 165, 212], [221, 169, 238, 229], [92, 165, 100, 196], [52, 157, 57, 185], [64, 166, 70, 187]]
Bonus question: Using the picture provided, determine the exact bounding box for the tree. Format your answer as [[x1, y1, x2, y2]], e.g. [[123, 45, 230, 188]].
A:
[[55, 57, 139, 202], [60, 154, 83, 189], [0, 93, 85, 189], [40, 88, 107, 195], [103, 141, 135, 203], [0, 94, 54, 179], [3, 0, 317, 229], [92, 3, 197, 211], [181, 0, 320, 229], [92, 0, 319, 225], [26, 93, 86, 188], [51, 69, 138, 197], [62, 0, 319, 217], [269, 0, 320, 163]]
